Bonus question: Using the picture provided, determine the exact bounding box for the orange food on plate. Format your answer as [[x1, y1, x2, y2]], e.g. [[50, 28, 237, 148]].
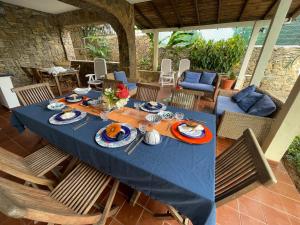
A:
[[106, 123, 121, 138]]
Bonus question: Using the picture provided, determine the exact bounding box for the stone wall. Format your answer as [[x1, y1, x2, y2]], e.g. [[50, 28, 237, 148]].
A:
[[0, 3, 72, 87], [244, 47, 300, 101]]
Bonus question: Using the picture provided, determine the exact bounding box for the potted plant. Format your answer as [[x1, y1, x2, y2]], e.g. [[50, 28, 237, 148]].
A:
[[221, 71, 236, 90]]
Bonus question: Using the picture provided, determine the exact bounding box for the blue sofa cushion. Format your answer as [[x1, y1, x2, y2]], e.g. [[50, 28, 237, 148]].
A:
[[179, 82, 214, 92], [183, 71, 202, 83], [232, 85, 256, 102], [114, 71, 128, 83], [215, 96, 245, 117], [126, 82, 137, 91], [248, 95, 276, 117], [237, 91, 263, 112], [199, 71, 216, 85]]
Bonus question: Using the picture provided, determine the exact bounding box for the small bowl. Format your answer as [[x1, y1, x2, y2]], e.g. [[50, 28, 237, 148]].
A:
[[145, 114, 162, 124], [158, 111, 174, 120], [73, 87, 91, 95]]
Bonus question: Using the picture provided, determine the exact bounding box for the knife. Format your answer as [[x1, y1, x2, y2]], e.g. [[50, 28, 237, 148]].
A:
[[127, 135, 144, 155]]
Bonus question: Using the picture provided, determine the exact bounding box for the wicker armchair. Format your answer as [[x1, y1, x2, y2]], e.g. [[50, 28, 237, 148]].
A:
[[216, 88, 284, 144], [176, 71, 221, 102]]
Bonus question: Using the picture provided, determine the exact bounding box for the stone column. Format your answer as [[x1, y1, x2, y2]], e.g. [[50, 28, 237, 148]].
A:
[[153, 31, 159, 71]]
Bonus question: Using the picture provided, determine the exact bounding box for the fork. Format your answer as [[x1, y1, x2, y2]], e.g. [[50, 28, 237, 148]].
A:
[[73, 116, 90, 131]]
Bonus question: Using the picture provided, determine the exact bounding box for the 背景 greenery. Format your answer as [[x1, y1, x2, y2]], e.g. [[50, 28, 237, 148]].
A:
[[189, 35, 246, 73], [285, 136, 300, 173]]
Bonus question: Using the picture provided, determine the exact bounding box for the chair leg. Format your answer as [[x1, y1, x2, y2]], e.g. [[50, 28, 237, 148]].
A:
[[154, 205, 187, 225], [129, 190, 141, 206], [97, 180, 120, 225]]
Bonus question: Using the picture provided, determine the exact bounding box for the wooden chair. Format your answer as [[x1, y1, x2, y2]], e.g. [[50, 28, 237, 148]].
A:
[[12, 83, 55, 106], [21, 66, 34, 83], [0, 145, 69, 189], [102, 79, 122, 91], [0, 163, 120, 225], [169, 89, 202, 111], [131, 129, 277, 224], [135, 83, 160, 102]]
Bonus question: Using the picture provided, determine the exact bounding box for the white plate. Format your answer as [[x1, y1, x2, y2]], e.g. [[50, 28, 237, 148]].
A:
[[140, 102, 166, 113], [47, 102, 65, 111], [49, 111, 87, 125], [178, 123, 205, 138], [95, 123, 137, 148]]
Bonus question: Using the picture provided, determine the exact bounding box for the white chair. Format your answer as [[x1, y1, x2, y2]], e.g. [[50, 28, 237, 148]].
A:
[[177, 59, 190, 79], [159, 59, 175, 87], [85, 58, 107, 88]]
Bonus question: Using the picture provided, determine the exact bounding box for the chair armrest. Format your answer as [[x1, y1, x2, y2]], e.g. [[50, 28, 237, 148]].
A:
[[218, 89, 239, 97], [85, 74, 95, 78], [218, 111, 274, 144]]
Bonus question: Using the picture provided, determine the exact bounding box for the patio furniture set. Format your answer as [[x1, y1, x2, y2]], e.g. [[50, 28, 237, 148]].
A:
[[0, 74, 277, 225]]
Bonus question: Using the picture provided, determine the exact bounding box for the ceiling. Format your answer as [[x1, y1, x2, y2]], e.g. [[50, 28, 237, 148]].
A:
[[0, 0, 79, 14], [134, 0, 300, 30]]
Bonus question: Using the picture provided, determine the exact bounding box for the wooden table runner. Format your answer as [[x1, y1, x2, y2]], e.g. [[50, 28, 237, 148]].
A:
[[58, 99, 176, 138]]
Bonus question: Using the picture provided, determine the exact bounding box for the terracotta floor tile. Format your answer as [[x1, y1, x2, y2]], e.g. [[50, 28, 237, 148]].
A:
[[163, 220, 181, 225], [109, 218, 123, 225], [137, 192, 150, 206], [0, 139, 30, 157], [279, 195, 300, 218], [137, 210, 163, 225], [245, 186, 286, 212], [116, 203, 143, 225], [238, 196, 266, 223], [146, 199, 168, 214], [289, 216, 300, 225], [240, 214, 266, 225], [267, 181, 300, 202], [261, 204, 291, 225], [225, 199, 239, 211], [216, 205, 241, 225]]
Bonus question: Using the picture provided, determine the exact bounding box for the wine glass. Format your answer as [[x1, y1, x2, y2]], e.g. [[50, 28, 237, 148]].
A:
[[138, 122, 148, 134], [134, 102, 141, 110], [100, 111, 109, 121]]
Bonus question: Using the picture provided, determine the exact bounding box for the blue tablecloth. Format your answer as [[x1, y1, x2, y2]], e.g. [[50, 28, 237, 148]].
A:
[[11, 91, 216, 225]]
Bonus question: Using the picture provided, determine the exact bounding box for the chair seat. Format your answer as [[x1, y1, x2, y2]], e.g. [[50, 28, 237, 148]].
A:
[[88, 80, 102, 85], [24, 144, 69, 176], [126, 82, 137, 91], [215, 96, 245, 117], [179, 82, 214, 92]]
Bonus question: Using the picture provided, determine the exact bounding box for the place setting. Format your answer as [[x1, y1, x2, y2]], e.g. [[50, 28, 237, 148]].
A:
[[138, 101, 167, 113]]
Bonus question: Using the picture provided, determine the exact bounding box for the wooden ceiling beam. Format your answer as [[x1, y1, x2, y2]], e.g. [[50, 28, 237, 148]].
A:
[[194, 0, 200, 25], [134, 5, 155, 28], [263, 0, 279, 19], [168, 0, 183, 27], [238, 0, 250, 21], [218, 0, 222, 23], [135, 17, 149, 29], [150, 1, 168, 27], [291, 5, 300, 19]]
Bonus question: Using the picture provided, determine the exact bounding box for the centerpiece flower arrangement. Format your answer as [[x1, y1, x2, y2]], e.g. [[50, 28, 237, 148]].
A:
[[102, 84, 129, 110]]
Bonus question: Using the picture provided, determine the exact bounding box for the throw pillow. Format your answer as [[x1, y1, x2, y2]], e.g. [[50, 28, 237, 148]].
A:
[[237, 91, 263, 112], [248, 95, 277, 117], [232, 85, 256, 102], [183, 71, 202, 83], [199, 71, 216, 85], [114, 71, 128, 83]]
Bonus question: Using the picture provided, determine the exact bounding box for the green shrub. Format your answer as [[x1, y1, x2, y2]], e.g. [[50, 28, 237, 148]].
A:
[[286, 136, 300, 173], [84, 35, 111, 59], [189, 35, 246, 73]]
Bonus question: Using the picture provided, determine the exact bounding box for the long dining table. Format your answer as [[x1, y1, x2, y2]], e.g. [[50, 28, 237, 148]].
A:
[[11, 91, 216, 225]]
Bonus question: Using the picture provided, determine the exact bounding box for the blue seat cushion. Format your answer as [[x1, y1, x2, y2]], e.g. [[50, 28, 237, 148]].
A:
[[114, 71, 128, 83], [179, 82, 214, 92], [237, 91, 263, 112], [248, 95, 276, 117], [183, 71, 202, 83], [126, 82, 137, 91], [199, 71, 216, 85], [215, 96, 245, 117], [232, 85, 256, 102]]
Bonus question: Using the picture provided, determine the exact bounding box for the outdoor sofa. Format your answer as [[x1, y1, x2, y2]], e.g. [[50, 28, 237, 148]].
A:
[[215, 87, 283, 144], [177, 71, 221, 102]]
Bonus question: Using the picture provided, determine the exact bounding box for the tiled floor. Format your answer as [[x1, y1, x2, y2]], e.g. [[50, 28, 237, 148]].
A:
[[0, 87, 299, 225]]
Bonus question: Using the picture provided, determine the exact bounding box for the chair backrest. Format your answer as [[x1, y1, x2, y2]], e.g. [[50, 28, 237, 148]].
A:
[[102, 79, 122, 91], [94, 58, 107, 79], [30, 68, 43, 83], [169, 89, 200, 111], [12, 83, 55, 106], [135, 83, 160, 102], [215, 129, 277, 206], [178, 59, 190, 78], [21, 66, 33, 80], [161, 59, 172, 74]]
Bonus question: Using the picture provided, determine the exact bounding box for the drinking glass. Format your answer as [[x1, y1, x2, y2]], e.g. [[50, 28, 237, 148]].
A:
[[100, 111, 109, 121], [175, 112, 184, 121], [134, 102, 141, 110], [138, 122, 148, 134]]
